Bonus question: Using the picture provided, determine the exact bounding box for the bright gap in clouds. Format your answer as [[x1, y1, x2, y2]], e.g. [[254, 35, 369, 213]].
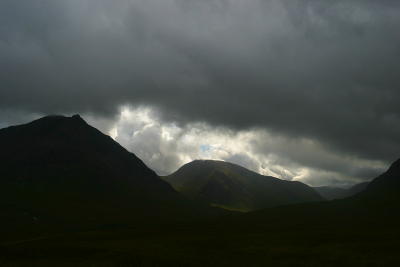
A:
[[99, 106, 387, 188]]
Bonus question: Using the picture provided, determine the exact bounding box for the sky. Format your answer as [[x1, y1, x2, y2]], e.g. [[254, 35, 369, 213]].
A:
[[1, 0, 399, 187]]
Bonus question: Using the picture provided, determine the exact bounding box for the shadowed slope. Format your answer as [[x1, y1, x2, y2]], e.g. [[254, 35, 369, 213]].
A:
[[354, 158, 400, 209], [363, 158, 400, 195]]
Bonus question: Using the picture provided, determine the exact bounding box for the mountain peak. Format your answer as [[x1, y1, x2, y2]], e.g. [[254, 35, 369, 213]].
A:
[[191, 159, 226, 164], [29, 114, 87, 125], [165, 159, 323, 211], [187, 159, 249, 171], [1, 115, 219, 226], [71, 114, 85, 122]]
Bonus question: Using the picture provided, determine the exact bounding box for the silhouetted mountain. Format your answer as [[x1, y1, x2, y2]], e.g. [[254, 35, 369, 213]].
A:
[[0, 115, 219, 231], [355, 159, 400, 207], [163, 160, 323, 211], [364, 159, 400, 193], [314, 182, 369, 200]]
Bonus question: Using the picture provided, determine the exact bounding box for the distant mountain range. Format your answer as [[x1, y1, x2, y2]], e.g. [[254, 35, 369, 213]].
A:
[[313, 182, 369, 200], [163, 160, 323, 211], [1, 115, 400, 266]]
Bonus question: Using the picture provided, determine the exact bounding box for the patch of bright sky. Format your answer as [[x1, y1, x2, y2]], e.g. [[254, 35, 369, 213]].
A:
[[103, 105, 387, 187]]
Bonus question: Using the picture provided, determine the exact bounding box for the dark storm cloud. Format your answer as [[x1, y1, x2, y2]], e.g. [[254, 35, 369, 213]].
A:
[[1, 0, 400, 168]]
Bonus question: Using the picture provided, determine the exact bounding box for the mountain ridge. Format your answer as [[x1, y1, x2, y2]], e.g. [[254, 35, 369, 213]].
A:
[[163, 159, 323, 211], [1, 115, 400, 266]]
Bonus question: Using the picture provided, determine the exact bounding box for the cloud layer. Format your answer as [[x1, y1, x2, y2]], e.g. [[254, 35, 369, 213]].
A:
[[93, 106, 385, 187], [1, 1, 400, 185]]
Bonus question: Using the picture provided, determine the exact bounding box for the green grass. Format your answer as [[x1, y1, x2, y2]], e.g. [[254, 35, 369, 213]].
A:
[[209, 203, 249, 212]]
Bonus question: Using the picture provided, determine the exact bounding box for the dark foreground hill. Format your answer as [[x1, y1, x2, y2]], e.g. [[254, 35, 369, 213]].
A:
[[0, 115, 220, 236], [164, 160, 323, 211], [314, 181, 369, 200], [1, 157, 399, 266]]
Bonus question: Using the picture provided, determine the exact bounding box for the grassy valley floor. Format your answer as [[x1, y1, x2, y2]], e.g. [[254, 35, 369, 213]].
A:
[[1, 211, 399, 267]]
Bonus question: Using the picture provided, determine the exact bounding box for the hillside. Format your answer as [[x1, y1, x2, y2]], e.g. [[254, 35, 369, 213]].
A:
[[163, 160, 323, 211], [354, 158, 400, 208]]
